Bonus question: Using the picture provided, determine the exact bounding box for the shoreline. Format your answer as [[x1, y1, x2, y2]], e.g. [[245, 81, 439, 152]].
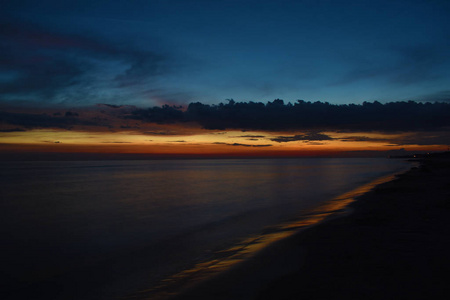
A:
[[0, 158, 410, 300], [171, 158, 450, 299], [128, 164, 410, 300]]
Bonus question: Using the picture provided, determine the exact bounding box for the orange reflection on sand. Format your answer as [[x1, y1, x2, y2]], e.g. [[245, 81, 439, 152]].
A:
[[127, 173, 401, 300]]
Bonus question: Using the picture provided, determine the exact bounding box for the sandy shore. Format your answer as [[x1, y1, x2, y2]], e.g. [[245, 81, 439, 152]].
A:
[[172, 159, 450, 299]]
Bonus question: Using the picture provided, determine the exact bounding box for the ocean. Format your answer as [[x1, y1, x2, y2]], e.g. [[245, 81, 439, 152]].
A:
[[0, 158, 410, 299]]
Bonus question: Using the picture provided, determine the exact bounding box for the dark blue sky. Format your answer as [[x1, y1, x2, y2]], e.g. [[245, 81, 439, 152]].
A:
[[2, 0, 450, 107]]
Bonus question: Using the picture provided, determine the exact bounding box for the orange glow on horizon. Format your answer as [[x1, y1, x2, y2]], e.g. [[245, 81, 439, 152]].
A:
[[0, 126, 446, 159]]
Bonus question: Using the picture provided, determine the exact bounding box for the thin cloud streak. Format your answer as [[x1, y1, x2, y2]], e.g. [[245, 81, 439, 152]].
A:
[[271, 133, 333, 143], [213, 142, 273, 148]]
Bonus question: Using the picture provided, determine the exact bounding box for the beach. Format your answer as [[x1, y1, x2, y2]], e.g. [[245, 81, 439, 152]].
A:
[[172, 158, 450, 299], [1, 158, 408, 300]]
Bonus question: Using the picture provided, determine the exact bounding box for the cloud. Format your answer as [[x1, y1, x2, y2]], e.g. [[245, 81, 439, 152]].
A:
[[0, 21, 171, 105], [230, 134, 267, 141], [142, 131, 178, 136], [0, 23, 99, 99], [237, 135, 266, 138], [115, 56, 166, 87], [416, 90, 450, 103], [390, 44, 450, 85], [3, 100, 450, 135], [213, 142, 272, 147], [339, 136, 388, 142], [141, 89, 194, 106], [183, 100, 450, 132], [334, 43, 450, 86], [271, 133, 333, 143], [129, 105, 184, 124], [0, 110, 95, 129], [337, 133, 450, 146], [0, 105, 136, 131], [395, 131, 450, 146], [98, 104, 126, 109], [65, 111, 79, 117], [337, 131, 450, 147], [0, 128, 26, 132]]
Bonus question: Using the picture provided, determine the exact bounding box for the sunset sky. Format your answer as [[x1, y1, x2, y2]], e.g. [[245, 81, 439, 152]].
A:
[[1, 0, 450, 159]]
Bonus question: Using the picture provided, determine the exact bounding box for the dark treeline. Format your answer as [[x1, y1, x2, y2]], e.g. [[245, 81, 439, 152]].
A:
[[131, 100, 450, 132]]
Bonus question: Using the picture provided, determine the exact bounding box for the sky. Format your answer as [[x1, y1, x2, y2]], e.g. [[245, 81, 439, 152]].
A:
[[2, 0, 450, 106], [1, 0, 450, 159]]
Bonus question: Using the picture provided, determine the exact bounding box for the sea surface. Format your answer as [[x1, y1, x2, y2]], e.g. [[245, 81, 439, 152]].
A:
[[0, 158, 410, 299]]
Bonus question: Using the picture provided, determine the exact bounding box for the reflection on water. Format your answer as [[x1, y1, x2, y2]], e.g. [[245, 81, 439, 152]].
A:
[[0, 158, 409, 300], [131, 172, 401, 300]]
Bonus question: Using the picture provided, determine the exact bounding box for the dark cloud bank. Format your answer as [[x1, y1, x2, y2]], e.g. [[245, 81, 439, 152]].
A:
[[0, 110, 95, 129], [3, 100, 450, 133], [130, 100, 450, 132]]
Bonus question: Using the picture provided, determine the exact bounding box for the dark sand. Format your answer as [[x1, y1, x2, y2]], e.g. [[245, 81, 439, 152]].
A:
[[173, 159, 450, 300]]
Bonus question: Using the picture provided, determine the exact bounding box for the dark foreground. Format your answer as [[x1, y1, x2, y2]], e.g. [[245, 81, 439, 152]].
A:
[[173, 159, 450, 299]]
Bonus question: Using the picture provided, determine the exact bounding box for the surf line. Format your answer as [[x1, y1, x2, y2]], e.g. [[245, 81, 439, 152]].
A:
[[125, 169, 409, 300]]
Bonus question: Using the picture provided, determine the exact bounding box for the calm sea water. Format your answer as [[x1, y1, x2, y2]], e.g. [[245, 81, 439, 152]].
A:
[[0, 158, 409, 299]]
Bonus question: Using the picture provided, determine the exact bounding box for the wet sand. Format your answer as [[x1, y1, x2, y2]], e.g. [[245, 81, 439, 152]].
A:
[[173, 159, 450, 299]]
